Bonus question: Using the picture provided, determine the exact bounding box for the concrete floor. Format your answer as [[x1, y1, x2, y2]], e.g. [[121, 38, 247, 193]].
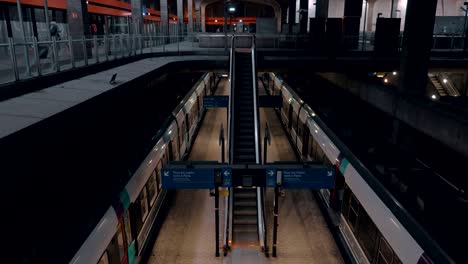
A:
[[148, 78, 343, 264]]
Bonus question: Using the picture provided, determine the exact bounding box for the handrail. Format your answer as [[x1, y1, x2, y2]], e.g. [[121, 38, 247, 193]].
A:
[[228, 34, 236, 164], [225, 34, 236, 253], [250, 36, 267, 251], [438, 73, 461, 97]]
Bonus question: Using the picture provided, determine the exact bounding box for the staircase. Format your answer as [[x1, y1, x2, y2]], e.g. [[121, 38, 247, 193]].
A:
[[232, 188, 258, 245], [429, 74, 447, 97]]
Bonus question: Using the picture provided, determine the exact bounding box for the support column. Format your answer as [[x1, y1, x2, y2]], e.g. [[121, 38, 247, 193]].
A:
[[131, 0, 144, 34], [195, 7, 201, 32], [366, 0, 376, 32], [299, 0, 308, 33], [201, 5, 206, 32], [195, 1, 201, 32], [67, 0, 90, 59], [288, 0, 295, 33], [177, 0, 183, 35], [281, 4, 288, 26], [315, 0, 329, 18], [160, 0, 169, 36], [188, 0, 193, 33], [398, 0, 438, 97], [343, 0, 363, 48]]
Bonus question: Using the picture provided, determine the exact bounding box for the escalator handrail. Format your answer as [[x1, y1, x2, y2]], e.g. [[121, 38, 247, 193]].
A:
[[250, 36, 267, 250], [228, 34, 236, 164]]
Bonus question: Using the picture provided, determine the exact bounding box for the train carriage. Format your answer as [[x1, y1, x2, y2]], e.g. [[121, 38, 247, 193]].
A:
[[268, 73, 452, 264], [70, 73, 215, 264]]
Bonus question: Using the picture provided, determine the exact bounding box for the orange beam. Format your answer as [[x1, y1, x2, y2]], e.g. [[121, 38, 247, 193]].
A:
[[89, 0, 131, 11], [88, 4, 131, 17], [144, 15, 160, 22], [146, 8, 161, 16], [0, 0, 66, 9]]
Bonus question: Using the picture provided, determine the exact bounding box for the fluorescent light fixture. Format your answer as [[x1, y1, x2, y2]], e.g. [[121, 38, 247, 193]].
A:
[[229, 7, 236, 12], [221, 74, 228, 77]]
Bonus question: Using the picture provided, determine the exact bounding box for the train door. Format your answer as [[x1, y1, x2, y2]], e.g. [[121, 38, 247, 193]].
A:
[[185, 113, 190, 145], [287, 104, 293, 130], [196, 96, 200, 118], [168, 140, 174, 161], [106, 222, 127, 264], [180, 120, 186, 149], [302, 124, 310, 157]]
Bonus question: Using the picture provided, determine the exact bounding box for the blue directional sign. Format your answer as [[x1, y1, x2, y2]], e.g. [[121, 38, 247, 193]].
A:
[[162, 168, 214, 189], [281, 168, 335, 189], [204, 96, 229, 108], [266, 167, 277, 187], [221, 167, 232, 187]]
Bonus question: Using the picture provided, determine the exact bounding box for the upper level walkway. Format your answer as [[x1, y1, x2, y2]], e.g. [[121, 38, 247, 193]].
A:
[[2, 33, 468, 90]]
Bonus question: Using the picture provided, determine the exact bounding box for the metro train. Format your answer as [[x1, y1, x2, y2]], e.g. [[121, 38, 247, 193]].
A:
[[262, 72, 454, 264], [69, 72, 218, 264]]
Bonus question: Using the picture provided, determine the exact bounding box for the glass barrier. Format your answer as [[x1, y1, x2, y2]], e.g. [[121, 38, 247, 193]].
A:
[[0, 32, 466, 86]]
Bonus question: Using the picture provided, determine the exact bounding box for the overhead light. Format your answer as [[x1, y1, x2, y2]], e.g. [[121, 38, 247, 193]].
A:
[[215, 19, 218, 22], [221, 74, 228, 77], [239, 19, 243, 22], [392, 71, 397, 75], [384, 78, 389, 83], [431, 94, 437, 100], [229, 7, 236, 12], [311, 112, 316, 117], [443, 78, 448, 83]]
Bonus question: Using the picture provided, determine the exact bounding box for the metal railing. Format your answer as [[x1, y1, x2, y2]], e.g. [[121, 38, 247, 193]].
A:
[[0, 32, 466, 86]]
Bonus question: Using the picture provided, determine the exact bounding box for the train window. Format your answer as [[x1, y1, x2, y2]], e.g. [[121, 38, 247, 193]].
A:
[[97, 251, 109, 264], [356, 209, 379, 262], [347, 194, 360, 231], [376, 237, 393, 264], [156, 163, 163, 190], [147, 171, 158, 206], [124, 211, 133, 243], [139, 188, 149, 222]]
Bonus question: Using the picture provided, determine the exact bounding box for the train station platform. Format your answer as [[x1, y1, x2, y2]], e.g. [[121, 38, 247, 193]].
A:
[[148, 78, 343, 263], [0, 55, 225, 138]]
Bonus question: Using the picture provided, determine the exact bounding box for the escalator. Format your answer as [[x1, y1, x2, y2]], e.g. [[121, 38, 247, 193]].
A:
[[232, 51, 256, 164], [226, 36, 266, 252]]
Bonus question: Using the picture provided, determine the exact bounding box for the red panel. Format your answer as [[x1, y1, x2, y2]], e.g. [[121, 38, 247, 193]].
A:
[[88, 4, 131, 17], [205, 17, 256, 25], [146, 8, 161, 16], [144, 15, 160, 22], [89, 0, 131, 11], [0, 0, 66, 9]]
